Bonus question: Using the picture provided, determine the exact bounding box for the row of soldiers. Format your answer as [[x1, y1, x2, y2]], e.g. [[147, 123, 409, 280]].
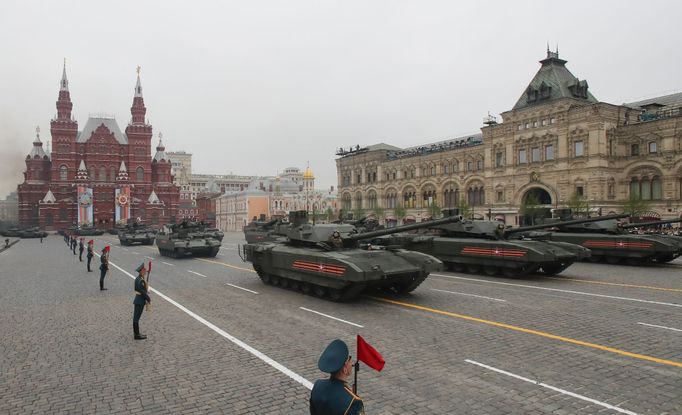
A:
[[63, 234, 151, 340]]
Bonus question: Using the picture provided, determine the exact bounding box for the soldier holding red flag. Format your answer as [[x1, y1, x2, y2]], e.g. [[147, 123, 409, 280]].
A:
[[310, 339, 365, 415]]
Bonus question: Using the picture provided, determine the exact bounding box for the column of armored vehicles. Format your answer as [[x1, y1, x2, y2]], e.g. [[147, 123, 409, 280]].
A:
[[239, 209, 682, 302]]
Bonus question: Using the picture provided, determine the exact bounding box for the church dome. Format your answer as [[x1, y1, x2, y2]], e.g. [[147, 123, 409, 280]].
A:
[[303, 166, 314, 179]]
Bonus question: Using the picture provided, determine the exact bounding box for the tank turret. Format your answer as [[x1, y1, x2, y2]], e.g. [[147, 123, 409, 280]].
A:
[[621, 218, 682, 230], [156, 219, 221, 258]]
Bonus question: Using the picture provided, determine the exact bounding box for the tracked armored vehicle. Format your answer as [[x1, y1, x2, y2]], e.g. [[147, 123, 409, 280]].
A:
[[530, 214, 682, 265], [367, 210, 618, 277], [118, 221, 156, 246], [73, 225, 105, 236], [241, 211, 460, 301], [156, 220, 221, 258], [18, 227, 48, 238], [243, 218, 281, 243]]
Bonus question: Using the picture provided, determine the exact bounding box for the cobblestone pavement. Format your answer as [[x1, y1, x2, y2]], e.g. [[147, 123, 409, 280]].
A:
[[1, 233, 680, 414]]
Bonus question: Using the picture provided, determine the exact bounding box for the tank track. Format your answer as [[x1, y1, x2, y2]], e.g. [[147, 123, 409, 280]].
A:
[[446, 261, 541, 278], [253, 265, 366, 302]]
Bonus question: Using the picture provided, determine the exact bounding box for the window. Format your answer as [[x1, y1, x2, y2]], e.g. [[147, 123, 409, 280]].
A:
[[576, 186, 584, 197], [357, 174, 361, 184], [110, 166, 116, 182], [495, 152, 504, 168], [385, 192, 397, 209], [477, 160, 483, 171], [467, 161, 473, 172], [443, 188, 459, 208], [541, 119, 548, 126], [430, 166, 436, 176], [545, 144, 554, 160], [574, 141, 584, 157], [367, 191, 377, 209], [517, 124, 523, 131], [532, 121, 538, 128], [59, 165, 68, 181], [496, 191, 504, 203], [550, 117, 556, 124], [631, 144, 639, 156], [531, 147, 540, 162], [518, 149, 527, 164], [443, 164, 449, 174], [648, 142, 657, 154], [525, 122, 530, 129], [99, 166, 107, 181], [136, 167, 144, 182]]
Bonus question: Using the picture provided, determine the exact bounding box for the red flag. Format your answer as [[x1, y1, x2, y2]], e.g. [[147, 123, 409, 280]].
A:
[[357, 335, 385, 371]]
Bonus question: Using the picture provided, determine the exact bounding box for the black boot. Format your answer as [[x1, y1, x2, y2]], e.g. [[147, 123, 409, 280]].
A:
[[134, 322, 146, 340]]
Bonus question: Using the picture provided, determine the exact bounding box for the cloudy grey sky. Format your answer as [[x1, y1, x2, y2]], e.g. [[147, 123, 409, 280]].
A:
[[1, 0, 681, 198]]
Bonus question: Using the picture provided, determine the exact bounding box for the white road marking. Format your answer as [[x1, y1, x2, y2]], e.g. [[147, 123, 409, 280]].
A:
[[161, 261, 175, 267], [299, 307, 364, 328], [96, 253, 312, 390], [637, 322, 682, 333], [226, 283, 258, 294], [144, 256, 154, 260], [121, 248, 129, 252], [131, 251, 140, 255], [431, 288, 506, 302], [188, 270, 208, 278], [465, 359, 639, 415], [432, 273, 682, 308]]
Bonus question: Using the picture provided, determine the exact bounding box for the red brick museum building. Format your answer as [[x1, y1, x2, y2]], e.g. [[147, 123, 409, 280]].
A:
[[18, 65, 179, 230]]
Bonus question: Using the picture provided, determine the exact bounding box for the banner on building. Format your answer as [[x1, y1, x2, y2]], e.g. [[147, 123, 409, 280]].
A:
[[115, 186, 131, 223], [77, 186, 94, 226]]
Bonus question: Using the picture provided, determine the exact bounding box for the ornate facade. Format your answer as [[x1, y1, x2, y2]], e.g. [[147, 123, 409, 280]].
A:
[[17, 64, 179, 230], [336, 50, 682, 224]]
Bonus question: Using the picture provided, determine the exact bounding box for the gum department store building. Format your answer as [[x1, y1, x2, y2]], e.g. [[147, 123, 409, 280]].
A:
[[336, 50, 682, 224], [18, 65, 179, 230]]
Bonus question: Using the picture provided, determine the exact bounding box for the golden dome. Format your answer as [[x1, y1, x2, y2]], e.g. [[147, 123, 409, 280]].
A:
[[303, 166, 314, 179]]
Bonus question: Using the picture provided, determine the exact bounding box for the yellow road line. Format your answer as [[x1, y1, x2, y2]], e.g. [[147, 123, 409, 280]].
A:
[[548, 277, 682, 293], [195, 257, 256, 273], [373, 296, 682, 369]]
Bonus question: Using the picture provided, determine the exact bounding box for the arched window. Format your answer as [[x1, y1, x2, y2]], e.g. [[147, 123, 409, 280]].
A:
[[136, 167, 144, 182], [354, 192, 363, 210], [443, 186, 459, 208], [89, 166, 96, 180], [630, 178, 640, 199], [652, 176, 662, 200], [59, 165, 68, 181], [110, 166, 117, 182], [99, 166, 107, 181], [630, 176, 662, 200], [443, 164, 449, 175], [385, 191, 397, 209], [641, 176, 651, 200], [367, 190, 377, 209], [631, 144, 640, 156], [403, 188, 416, 208], [467, 185, 484, 206], [422, 186, 437, 207]]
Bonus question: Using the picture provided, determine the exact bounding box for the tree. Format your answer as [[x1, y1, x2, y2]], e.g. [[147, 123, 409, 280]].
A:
[[393, 203, 406, 225], [567, 193, 590, 217], [426, 201, 442, 219], [622, 194, 651, 218], [520, 193, 542, 225], [372, 206, 385, 223], [456, 201, 472, 219]]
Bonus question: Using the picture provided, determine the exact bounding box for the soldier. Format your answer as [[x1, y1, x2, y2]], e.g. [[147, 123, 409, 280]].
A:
[[328, 230, 344, 249], [133, 262, 151, 340], [310, 339, 364, 415], [71, 235, 77, 255], [99, 246, 110, 290], [78, 238, 84, 261], [86, 240, 94, 272]]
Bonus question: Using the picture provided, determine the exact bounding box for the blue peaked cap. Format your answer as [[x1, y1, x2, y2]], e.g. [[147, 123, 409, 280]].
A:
[[318, 339, 349, 373]]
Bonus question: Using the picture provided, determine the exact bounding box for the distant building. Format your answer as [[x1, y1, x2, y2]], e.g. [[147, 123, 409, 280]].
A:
[[0, 192, 19, 223], [17, 64, 179, 230], [336, 50, 682, 224]]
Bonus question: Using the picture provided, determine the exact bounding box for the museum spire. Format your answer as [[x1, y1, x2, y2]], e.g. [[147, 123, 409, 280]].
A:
[[130, 66, 147, 125]]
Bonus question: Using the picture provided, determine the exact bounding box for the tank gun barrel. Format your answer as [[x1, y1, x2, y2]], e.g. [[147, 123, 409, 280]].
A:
[[505, 213, 630, 234], [346, 215, 461, 241], [621, 218, 682, 229]]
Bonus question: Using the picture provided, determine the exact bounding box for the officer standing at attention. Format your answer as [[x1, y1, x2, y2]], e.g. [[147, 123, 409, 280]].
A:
[[133, 262, 151, 340], [310, 339, 364, 415], [86, 240, 94, 272], [99, 246, 110, 290], [71, 235, 77, 255], [78, 238, 84, 261]]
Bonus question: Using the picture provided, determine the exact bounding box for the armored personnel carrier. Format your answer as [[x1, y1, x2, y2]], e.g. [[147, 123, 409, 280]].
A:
[[118, 221, 156, 246], [156, 220, 221, 258], [368, 210, 616, 277], [241, 211, 460, 301], [529, 214, 682, 265]]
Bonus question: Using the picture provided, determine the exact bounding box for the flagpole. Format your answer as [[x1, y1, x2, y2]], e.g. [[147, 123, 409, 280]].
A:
[[353, 361, 359, 394]]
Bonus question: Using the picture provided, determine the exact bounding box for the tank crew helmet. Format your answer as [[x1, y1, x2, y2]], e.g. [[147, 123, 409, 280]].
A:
[[135, 262, 146, 273], [318, 339, 349, 373], [332, 230, 341, 238]]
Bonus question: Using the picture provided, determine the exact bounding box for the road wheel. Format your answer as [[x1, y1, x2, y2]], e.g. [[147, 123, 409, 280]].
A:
[[300, 282, 311, 294], [483, 266, 498, 276], [270, 275, 281, 286], [605, 256, 621, 265], [279, 278, 289, 289], [313, 286, 326, 298], [466, 264, 481, 274]]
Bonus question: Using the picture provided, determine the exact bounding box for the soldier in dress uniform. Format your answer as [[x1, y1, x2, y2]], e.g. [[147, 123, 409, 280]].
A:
[[310, 339, 365, 415], [99, 246, 110, 290], [78, 238, 84, 261], [86, 240, 94, 272], [133, 262, 151, 340], [71, 235, 77, 255]]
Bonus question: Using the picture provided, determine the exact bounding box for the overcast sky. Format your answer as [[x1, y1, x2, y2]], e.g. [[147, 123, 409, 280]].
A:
[[2, 0, 681, 198]]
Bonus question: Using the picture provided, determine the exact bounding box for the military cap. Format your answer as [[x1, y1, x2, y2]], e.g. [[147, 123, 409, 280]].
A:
[[136, 262, 146, 273], [318, 339, 349, 373], [102, 245, 110, 253]]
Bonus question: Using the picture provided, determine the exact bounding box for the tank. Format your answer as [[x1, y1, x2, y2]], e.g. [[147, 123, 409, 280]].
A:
[[17, 227, 48, 238], [243, 218, 281, 243], [367, 210, 618, 277], [73, 225, 105, 236], [204, 227, 225, 242], [118, 221, 156, 246], [156, 220, 222, 258], [0, 227, 22, 237], [240, 211, 460, 301], [526, 213, 682, 265]]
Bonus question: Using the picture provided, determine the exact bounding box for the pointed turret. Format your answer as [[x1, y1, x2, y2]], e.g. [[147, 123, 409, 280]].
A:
[[512, 49, 598, 110], [130, 66, 147, 125], [56, 59, 73, 120], [75, 160, 89, 181], [148, 190, 161, 204], [28, 126, 48, 159], [41, 189, 57, 204], [116, 160, 130, 182], [153, 133, 167, 162]]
